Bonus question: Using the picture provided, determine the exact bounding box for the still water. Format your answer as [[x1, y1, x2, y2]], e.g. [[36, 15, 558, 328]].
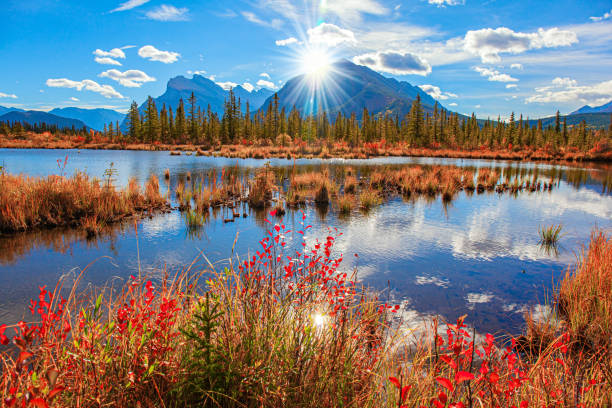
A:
[[1, 148, 611, 335]]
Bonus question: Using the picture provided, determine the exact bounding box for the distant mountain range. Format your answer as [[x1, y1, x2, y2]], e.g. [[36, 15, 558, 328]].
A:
[[527, 112, 611, 129], [49, 107, 125, 131], [261, 59, 441, 119], [571, 100, 612, 115], [0, 110, 88, 130], [0, 106, 24, 116]]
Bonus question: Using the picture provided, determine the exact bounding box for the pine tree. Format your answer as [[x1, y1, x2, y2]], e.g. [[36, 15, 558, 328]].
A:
[[407, 95, 423, 145], [127, 101, 141, 141], [175, 99, 186, 142], [144, 96, 160, 144], [188, 92, 198, 143]]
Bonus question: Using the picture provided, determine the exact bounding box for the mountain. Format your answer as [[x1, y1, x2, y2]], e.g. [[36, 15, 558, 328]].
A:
[[0, 110, 88, 130], [526, 112, 611, 129], [49, 107, 125, 131], [571, 100, 612, 115], [145, 75, 273, 115], [0, 106, 24, 116], [259, 59, 443, 120]]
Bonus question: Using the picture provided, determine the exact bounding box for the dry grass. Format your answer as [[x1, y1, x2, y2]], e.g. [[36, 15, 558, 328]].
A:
[[558, 231, 611, 352], [2, 132, 611, 162], [0, 172, 168, 234]]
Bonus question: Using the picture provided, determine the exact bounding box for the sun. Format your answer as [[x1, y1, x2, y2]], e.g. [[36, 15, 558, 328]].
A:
[[300, 48, 332, 79]]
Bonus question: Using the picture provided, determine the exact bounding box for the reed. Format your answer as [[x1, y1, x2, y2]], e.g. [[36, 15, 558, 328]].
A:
[[338, 194, 355, 215], [0, 172, 167, 234], [539, 224, 563, 246], [360, 188, 381, 210], [558, 231, 611, 352]]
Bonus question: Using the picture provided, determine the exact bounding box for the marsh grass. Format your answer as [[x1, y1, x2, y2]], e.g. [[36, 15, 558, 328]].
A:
[[558, 231, 611, 352], [0, 172, 167, 234], [539, 224, 563, 247]]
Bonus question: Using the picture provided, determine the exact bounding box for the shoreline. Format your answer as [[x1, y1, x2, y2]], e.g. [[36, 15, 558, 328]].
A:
[[1, 140, 611, 164]]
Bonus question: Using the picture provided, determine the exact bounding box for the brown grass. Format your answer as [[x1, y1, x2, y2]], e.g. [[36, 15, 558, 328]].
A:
[[558, 231, 611, 352], [0, 172, 168, 234]]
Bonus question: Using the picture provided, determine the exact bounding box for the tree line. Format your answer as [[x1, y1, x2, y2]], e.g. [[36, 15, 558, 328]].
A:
[[2, 90, 611, 151]]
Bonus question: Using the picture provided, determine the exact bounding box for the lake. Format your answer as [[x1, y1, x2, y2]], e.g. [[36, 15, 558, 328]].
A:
[[1, 148, 611, 335]]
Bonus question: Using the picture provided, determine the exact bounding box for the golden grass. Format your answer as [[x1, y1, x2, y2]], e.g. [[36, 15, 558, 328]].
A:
[[0, 172, 168, 234], [558, 231, 611, 352]]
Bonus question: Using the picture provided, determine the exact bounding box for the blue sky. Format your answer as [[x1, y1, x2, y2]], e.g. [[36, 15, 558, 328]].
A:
[[0, 0, 611, 118]]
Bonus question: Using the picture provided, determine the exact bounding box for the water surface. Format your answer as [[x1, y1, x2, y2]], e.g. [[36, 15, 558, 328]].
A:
[[1, 148, 610, 335]]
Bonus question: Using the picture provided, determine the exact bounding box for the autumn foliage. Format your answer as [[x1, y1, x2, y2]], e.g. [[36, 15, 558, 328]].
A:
[[1, 215, 610, 407]]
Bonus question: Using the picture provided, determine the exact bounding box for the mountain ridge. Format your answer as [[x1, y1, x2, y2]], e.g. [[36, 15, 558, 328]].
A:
[[0, 110, 89, 130], [571, 100, 612, 115], [49, 107, 125, 131]]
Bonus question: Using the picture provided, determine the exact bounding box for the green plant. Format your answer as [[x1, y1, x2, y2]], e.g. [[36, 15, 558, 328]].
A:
[[103, 161, 118, 188], [539, 224, 563, 246]]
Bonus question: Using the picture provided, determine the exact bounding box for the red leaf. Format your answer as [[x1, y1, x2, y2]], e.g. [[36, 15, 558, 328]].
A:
[[388, 376, 401, 389], [436, 377, 454, 392], [48, 385, 65, 400], [17, 351, 33, 364], [29, 399, 49, 408], [269, 210, 277, 216], [440, 354, 457, 369], [401, 385, 412, 402], [438, 391, 448, 403], [455, 371, 475, 383]]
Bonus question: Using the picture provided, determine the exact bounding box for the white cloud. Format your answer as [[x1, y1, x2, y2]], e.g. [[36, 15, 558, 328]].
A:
[[260, 72, 271, 79], [138, 45, 180, 63], [464, 27, 578, 63], [590, 9, 612, 22], [145, 5, 189, 21], [275, 37, 299, 46], [353, 50, 432, 75], [216, 81, 238, 90], [241, 11, 282, 29], [94, 57, 122, 66], [110, 0, 150, 12], [307, 23, 357, 47], [526, 77, 612, 105], [99, 69, 156, 88], [475, 104, 481, 108], [448, 102, 458, 106], [242, 82, 255, 92], [510, 63, 523, 69], [46, 78, 124, 99], [506, 84, 517, 89], [187, 70, 207, 76], [0, 92, 17, 99], [428, 0, 465, 6], [323, 0, 388, 24], [552, 77, 577, 87], [473, 66, 518, 82], [257, 79, 278, 90], [70, 97, 79, 101], [208, 75, 216, 81], [93, 48, 126, 59], [418, 84, 457, 100]]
